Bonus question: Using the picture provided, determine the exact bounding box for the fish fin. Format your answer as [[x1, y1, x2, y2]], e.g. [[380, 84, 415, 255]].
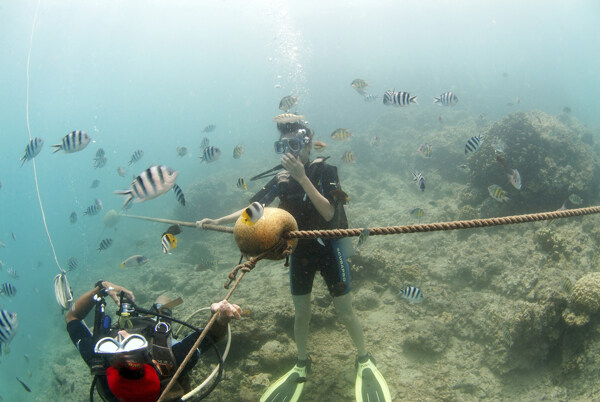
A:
[[411, 96, 418, 105], [51, 144, 62, 154], [120, 263, 125, 269], [433, 97, 440, 104]]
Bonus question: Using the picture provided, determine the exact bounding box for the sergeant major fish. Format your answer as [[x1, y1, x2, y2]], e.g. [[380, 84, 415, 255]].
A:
[[200, 146, 221, 163], [488, 184, 509, 202], [398, 285, 424, 303], [433, 92, 458, 106], [351, 78, 368, 95], [0, 310, 18, 355], [52, 131, 91, 154], [417, 142, 432, 159], [279, 95, 299, 112], [201, 124, 216, 133], [176, 146, 188, 157], [233, 145, 244, 159], [412, 170, 425, 192], [0, 283, 16, 298], [172, 184, 186, 206], [465, 134, 484, 154], [331, 128, 352, 141], [383, 90, 418, 106], [128, 149, 144, 165], [98, 238, 113, 252], [114, 165, 179, 209], [342, 151, 355, 164], [20, 138, 44, 166], [356, 228, 370, 249], [69, 212, 78, 224]]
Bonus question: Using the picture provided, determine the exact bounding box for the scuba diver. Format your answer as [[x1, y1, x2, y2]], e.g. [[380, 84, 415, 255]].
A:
[[66, 280, 241, 402], [196, 121, 391, 402]]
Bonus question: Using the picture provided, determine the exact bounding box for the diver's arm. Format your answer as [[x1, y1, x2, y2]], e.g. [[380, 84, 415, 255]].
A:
[[65, 281, 135, 323], [282, 153, 335, 221], [196, 209, 244, 229]]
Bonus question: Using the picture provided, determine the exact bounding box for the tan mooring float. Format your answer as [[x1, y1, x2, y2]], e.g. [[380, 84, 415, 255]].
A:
[[233, 207, 298, 260]]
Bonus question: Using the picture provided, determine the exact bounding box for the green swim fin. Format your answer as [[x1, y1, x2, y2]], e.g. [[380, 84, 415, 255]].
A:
[[260, 357, 310, 402], [355, 354, 392, 402]]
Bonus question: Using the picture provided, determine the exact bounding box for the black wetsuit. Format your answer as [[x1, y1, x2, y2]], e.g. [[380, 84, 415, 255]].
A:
[[250, 158, 351, 297], [67, 318, 213, 401]]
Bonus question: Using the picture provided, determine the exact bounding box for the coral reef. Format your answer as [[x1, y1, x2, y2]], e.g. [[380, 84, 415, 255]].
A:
[[563, 272, 600, 327]]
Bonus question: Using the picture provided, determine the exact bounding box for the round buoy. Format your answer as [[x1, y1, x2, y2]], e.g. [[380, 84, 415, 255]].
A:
[[103, 209, 120, 228], [234, 207, 297, 260]]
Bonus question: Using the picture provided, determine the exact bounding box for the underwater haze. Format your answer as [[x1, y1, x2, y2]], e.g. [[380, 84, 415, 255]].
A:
[[1, 0, 600, 401]]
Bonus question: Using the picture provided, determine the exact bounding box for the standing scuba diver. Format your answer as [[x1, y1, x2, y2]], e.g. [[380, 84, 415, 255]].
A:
[[196, 121, 391, 402], [66, 280, 241, 402]]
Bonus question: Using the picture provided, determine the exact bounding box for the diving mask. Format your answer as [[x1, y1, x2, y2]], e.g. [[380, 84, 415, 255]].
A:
[[274, 129, 310, 155], [94, 333, 148, 355]]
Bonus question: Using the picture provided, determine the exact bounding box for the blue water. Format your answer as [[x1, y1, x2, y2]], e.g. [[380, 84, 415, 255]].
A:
[[1, 0, 599, 400]]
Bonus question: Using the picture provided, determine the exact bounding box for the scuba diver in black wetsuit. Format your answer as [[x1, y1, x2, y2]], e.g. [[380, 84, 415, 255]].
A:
[[65, 280, 241, 402], [196, 122, 391, 402]]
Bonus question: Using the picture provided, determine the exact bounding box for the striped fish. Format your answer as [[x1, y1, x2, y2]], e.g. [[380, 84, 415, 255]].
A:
[[114, 165, 179, 209], [84, 199, 103, 216], [241, 202, 264, 226], [351, 78, 368, 95], [172, 184, 186, 206], [233, 145, 244, 159], [6, 267, 18, 278], [67, 257, 78, 272], [98, 238, 113, 252], [93, 156, 107, 169], [117, 166, 127, 177], [161, 233, 177, 254], [237, 177, 247, 190], [410, 207, 425, 218], [0, 309, 18, 354], [52, 131, 91, 154], [465, 135, 484, 154], [273, 113, 305, 124], [417, 142, 432, 159], [356, 228, 370, 248], [279, 95, 299, 112], [69, 212, 78, 224], [200, 146, 221, 163], [0, 283, 16, 298], [433, 92, 459, 106], [342, 150, 355, 164], [331, 128, 352, 140], [128, 149, 144, 165], [398, 285, 424, 302], [20, 137, 44, 166], [96, 148, 105, 158], [201, 124, 216, 133], [363, 94, 379, 102], [488, 184, 509, 202], [201, 137, 210, 148], [383, 90, 418, 106], [412, 170, 425, 192]]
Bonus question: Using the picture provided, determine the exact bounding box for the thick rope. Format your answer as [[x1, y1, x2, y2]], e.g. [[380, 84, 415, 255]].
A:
[[284, 206, 600, 239]]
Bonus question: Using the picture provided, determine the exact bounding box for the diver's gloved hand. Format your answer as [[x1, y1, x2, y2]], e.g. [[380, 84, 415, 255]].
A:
[[99, 281, 135, 306], [281, 153, 307, 182], [195, 218, 218, 230], [211, 300, 242, 325]]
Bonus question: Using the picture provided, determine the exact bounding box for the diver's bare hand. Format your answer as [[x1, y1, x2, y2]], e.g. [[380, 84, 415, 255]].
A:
[[100, 281, 135, 306], [211, 300, 242, 325], [281, 153, 306, 182], [196, 218, 217, 230]]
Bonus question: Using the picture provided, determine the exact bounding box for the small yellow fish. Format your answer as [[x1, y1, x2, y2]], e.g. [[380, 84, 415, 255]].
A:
[[342, 150, 355, 163], [313, 141, 327, 152], [161, 233, 177, 254], [331, 128, 352, 141], [241, 202, 264, 226]]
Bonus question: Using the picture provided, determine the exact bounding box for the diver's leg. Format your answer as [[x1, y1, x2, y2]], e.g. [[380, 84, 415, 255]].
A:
[[332, 293, 367, 356], [292, 293, 312, 360]]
